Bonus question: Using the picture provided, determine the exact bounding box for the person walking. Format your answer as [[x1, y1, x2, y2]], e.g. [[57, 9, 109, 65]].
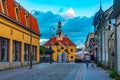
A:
[[90, 54, 95, 67], [85, 54, 90, 68]]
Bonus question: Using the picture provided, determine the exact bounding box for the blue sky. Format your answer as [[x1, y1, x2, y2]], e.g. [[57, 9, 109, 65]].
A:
[[16, 0, 113, 48]]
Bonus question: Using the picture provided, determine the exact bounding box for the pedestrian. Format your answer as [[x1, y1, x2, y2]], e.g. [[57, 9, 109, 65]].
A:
[[90, 54, 95, 67], [85, 53, 90, 68]]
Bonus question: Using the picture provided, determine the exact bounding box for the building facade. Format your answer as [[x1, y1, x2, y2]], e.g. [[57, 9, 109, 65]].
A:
[[85, 33, 94, 51], [0, 0, 40, 70], [98, 6, 113, 68], [116, 14, 120, 74], [43, 20, 76, 62], [110, 0, 120, 74], [93, 0, 120, 74]]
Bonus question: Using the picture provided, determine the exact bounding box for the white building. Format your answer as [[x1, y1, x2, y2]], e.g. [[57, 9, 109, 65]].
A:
[[110, 0, 120, 74]]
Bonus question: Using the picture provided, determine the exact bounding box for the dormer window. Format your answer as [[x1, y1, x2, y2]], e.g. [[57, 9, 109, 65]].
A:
[[15, 4, 20, 21], [65, 42, 69, 46], [25, 12, 29, 27], [49, 42, 53, 48], [1, 0, 7, 14]]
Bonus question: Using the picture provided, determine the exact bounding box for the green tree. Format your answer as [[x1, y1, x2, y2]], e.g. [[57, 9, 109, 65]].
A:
[[40, 46, 45, 55]]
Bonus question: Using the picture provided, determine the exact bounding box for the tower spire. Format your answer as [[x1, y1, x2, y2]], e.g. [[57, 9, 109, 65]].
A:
[[100, 0, 102, 9], [56, 18, 63, 39]]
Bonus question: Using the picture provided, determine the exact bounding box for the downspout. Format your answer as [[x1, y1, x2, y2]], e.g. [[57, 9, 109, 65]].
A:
[[114, 24, 118, 72], [101, 32, 103, 63]]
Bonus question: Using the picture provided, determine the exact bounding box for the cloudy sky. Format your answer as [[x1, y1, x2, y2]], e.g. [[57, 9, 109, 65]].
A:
[[16, 0, 113, 48]]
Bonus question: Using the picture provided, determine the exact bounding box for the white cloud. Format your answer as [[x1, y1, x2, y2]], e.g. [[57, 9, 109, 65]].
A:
[[64, 7, 76, 18], [40, 39, 49, 45], [75, 40, 85, 49]]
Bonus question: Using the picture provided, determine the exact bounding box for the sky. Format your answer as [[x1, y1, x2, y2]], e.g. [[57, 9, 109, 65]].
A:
[[16, 0, 113, 48]]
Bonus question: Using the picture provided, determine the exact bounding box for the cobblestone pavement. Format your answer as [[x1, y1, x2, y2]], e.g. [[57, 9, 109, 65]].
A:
[[1, 63, 80, 80], [0, 63, 115, 80], [81, 63, 115, 80]]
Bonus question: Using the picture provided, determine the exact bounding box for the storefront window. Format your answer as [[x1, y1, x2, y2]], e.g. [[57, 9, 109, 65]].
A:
[[32, 46, 37, 61], [12, 41, 21, 61], [24, 44, 29, 61], [0, 37, 9, 62], [0, 38, 1, 61]]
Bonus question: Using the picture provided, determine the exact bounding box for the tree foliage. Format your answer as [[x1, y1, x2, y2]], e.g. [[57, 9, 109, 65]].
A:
[[40, 46, 45, 55]]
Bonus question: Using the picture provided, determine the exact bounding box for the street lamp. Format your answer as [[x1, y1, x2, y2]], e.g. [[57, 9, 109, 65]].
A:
[[49, 26, 55, 64], [29, 10, 38, 69]]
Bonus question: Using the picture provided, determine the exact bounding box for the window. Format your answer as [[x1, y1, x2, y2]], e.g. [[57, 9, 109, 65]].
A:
[[71, 49, 73, 52], [12, 41, 21, 61], [50, 42, 53, 47], [32, 46, 37, 61], [57, 49, 60, 52], [0, 38, 1, 61], [24, 44, 30, 61], [1, 0, 7, 14], [65, 42, 69, 46], [15, 5, 20, 21], [71, 56, 73, 59], [0, 37, 9, 62], [25, 13, 29, 27]]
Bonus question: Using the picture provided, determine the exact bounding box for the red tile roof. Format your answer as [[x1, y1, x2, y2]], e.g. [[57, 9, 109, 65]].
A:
[[43, 37, 76, 46], [0, 0, 40, 35]]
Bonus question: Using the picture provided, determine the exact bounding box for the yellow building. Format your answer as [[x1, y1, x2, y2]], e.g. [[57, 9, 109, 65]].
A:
[[85, 33, 94, 51], [0, 0, 40, 70], [43, 20, 76, 62]]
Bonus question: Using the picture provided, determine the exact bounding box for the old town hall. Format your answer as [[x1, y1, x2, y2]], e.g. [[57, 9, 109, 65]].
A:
[[43, 20, 76, 62]]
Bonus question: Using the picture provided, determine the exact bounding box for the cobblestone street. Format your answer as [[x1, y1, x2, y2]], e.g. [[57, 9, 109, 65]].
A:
[[11, 63, 79, 80], [0, 63, 115, 80]]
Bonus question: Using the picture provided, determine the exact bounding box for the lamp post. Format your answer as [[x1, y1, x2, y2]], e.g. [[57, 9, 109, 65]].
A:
[[49, 26, 55, 64], [29, 10, 38, 69]]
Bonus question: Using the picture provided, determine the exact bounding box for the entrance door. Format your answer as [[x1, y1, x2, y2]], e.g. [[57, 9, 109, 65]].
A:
[[58, 53, 66, 63]]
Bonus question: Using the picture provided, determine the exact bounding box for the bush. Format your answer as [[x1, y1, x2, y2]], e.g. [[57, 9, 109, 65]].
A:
[[116, 76, 120, 80], [109, 70, 120, 80], [109, 71, 118, 78]]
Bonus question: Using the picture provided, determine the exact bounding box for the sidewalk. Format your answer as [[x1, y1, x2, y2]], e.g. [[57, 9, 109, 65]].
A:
[[79, 63, 115, 80], [0, 63, 50, 80]]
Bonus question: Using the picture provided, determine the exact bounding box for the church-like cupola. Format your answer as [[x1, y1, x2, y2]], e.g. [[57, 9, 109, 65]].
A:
[[56, 19, 64, 40]]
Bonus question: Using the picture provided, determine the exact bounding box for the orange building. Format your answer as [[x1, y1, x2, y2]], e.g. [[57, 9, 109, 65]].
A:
[[0, 0, 40, 70], [43, 20, 76, 62]]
